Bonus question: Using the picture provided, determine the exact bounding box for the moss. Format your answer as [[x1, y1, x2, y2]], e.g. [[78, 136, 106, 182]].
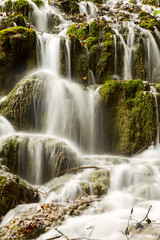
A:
[[139, 11, 160, 30], [90, 0, 103, 3], [31, 0, 44, 7], [0, 26, 37, 93], [0, 176, 19, 217], [77, 55, 88, 80], [142, 0, 158, 6], [67, 22, 89, 41], [0, 74, 46, 130], [77, 22, 89, 40], [0, 136, 19, 173], [81, 170, 110, 196], [90, 21, 100, 37], [85, 36, 98, 48], [54, 0, 79, 15], [67, 24, 77, 38], [0, 173, 39, 217], [0, 26, 35, 38], [133, 41, 145, 80], [68, 22, 115, 84], [4, 0, 12, 12], [100, 80, 156, 155], [13, 0, 30, 15]]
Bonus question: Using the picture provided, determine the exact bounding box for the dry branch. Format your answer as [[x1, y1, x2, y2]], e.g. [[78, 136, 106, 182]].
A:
[[59, 165, 103, 175]]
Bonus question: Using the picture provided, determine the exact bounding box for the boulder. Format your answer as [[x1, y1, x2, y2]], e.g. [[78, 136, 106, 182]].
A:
[[0, 26, 37, 94], [0, 170, 39, 218], [100, 79, 156, 155], [0, 134, 79, 184]]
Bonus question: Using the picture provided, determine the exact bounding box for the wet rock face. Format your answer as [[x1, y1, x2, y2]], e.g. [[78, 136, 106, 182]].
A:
[[0, 171, 39, 218], [0, 135, 79, 184], [0, 73, 46, 131], [0, 26, 37, 94], [67, 22, 115, 85], [100, 79, 156, 155], [81, 170, 110, 196]]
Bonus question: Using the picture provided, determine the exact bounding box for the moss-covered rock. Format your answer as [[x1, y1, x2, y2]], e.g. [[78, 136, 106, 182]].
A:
[[53, 0, 79, 15], [142, 0, 159, 7], [0, 73, 46, 130], [0, 134, 79, 184], [0, 136, 19, 173], [67, 22, 114, 84], [100, 79, 156, 155], [0, 26, 37, 94], [0, 171, 39, 218], [81, 170, 110, 196]]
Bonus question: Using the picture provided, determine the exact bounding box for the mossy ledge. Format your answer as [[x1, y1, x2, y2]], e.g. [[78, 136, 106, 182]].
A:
[[0, 171, 39, 218], [0, 73, 46, 131], [100, 79, 156, 155], [67, 21, 115, 85], [0, 26, 37, 94]]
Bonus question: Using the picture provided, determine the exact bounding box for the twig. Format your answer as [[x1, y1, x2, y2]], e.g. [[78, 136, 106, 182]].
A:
[[55, 228, 70, 240], [139, 205, 152, 224], [69, 199, 100, 215], [46, 235, 61, 240], [59, 165, 103, 175], [132, 143, 153, 157]]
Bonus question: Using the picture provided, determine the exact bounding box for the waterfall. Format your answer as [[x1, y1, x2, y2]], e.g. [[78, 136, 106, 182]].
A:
[[78, 1, 98, 17], [36, 33, 61, 75], [2, 0, 160, 239], [65, 36, 71, 78], [114, 28, 133, 80], [150, 86, 159, 144], [0, 114, 15, 137], [18, 134, 79, 184], [113, 34, 117, 76]]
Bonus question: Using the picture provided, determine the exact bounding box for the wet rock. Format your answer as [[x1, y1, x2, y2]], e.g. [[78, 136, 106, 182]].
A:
[[100, 79, 156, 155], [0, 26, 37, 94], [81, 169, 110, 196], [0, 170, 39, 218], [0, 134, 79, 184], [0, 73, 46, 130]]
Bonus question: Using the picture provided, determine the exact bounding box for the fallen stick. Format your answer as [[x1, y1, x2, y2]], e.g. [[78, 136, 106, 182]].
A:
[[55, 228, 70, 240], [59, 165, 103, 175]]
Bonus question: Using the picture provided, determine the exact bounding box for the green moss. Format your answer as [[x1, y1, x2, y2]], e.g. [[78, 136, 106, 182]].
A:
[[13, 0, 30, 15], [0, 74, 45, 130], [90, 21, 100, 37], [81, 170, 110, 196], [0, 136, 19, 173], [67, 24, 78, 37], [100, 80, 156, 155], [142, 0, 158, 6], [139, 11, 160, 30], [0, 174, 38, 217], [31, 0, 44, 7], [77, 55, 88, 80], [0, 176, 19, 217], [77, 22, 89, 40], [54, 0, 78, 14], [0, 26, 35, 38], [4, 0, 12, 12], [85, 36, 98, 48], [133, 41, 145, 80]]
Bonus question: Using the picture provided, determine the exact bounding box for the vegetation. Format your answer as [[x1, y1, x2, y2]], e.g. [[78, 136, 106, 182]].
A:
[[100, 80, 156, 155]]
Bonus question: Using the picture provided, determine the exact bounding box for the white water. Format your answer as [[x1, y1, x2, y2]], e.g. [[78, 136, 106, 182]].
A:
[[1, 0, 160, 239], [114, 24, 135, 80], [0, 114, 15, 136], [79, 1, 98, 17]]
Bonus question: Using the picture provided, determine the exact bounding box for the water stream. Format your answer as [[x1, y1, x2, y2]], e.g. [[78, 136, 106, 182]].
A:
[[1, 0, 160, 239]]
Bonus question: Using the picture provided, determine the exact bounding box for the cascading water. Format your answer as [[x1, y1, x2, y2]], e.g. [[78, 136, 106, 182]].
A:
[[1, 0, 160, 239], [79, 1, 98, 17]]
